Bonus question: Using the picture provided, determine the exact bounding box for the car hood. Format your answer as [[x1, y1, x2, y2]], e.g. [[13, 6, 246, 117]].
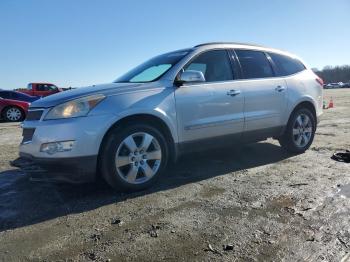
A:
[[3, 98, 30, 106], [30, 82, 146, 108]]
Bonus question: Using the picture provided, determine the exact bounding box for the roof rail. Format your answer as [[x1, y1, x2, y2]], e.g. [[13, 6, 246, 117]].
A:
[[194, 42, 265, 48]]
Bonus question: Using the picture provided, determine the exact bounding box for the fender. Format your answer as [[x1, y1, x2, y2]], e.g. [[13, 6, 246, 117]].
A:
[[286, 95, 318, 123], [112, 108, 178, 143]]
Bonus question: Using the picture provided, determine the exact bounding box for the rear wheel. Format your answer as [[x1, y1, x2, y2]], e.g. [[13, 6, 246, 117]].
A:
[[279, 108, 316, 153], [3, 107, 24, 122], [100, 123, 169, 191]]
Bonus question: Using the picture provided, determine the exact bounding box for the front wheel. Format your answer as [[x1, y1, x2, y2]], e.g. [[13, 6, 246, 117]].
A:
[[279, 108, 316, 153], [99, 123, 169, 192], [3, 107, 24, 122]]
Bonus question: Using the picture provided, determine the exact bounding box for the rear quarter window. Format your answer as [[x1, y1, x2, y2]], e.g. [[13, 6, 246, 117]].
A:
[[268, 52, 306, 76]]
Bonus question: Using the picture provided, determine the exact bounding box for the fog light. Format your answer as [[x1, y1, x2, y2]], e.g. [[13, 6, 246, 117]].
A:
[[40, 141, 75, 155]]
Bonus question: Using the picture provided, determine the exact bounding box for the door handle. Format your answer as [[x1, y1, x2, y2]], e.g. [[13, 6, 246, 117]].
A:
[[275, 86, 285, 92], [227, 89, 241, 96]]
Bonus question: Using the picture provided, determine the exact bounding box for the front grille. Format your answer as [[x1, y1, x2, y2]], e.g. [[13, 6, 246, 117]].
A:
[[26, 109, 44, 121], [21, 128, 35, 143]]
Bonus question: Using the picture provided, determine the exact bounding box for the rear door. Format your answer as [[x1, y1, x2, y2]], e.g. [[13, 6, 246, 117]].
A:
[[175, 49, 244, 144], [233, 49, 287, 135]]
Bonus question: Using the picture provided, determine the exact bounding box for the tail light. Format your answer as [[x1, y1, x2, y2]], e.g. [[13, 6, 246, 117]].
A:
[[316, 76, 324, 86]]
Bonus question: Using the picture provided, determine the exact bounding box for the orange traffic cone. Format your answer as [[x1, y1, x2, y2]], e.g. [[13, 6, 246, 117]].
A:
[[328, 97, 334, 108]]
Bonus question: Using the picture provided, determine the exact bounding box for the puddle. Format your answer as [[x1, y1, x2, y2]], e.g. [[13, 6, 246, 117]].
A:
[[0, 209, 18, 220], [0, 170, 26, 223], [337, 184, 350, 198], [1, 190, 17, 197], [0, 170, 26, 190]]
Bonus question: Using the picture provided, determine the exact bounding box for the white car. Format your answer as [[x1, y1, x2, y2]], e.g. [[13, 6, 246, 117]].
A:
[[14, 42, 323, 191], [325, 82, 343, 89]]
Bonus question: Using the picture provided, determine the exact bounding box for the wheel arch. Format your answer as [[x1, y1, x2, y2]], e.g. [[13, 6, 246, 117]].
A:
[[97, 114, 178, 170], [1, 105, 26, 120], [283, 100, 317, 135], [278, 99, 317, 153], [290, 100, 316, 121]]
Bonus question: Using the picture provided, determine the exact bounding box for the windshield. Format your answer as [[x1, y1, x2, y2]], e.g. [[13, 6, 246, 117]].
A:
[[114, 50, 190, 83]]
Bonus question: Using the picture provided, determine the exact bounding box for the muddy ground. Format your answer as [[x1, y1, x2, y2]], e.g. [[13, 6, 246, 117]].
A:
[[0, 89, 349, 261]]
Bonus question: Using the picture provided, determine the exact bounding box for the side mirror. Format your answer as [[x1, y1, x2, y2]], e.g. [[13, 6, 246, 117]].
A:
[[177, 70, 205, 85]]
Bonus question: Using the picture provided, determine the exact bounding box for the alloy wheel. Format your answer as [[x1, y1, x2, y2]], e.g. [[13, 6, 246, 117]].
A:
[[115, 132, 162, 184], [6, 107, 22, 121], [292, 114, 313, 148]]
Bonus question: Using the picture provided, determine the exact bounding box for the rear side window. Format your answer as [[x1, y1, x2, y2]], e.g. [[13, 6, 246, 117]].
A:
[[36, 84, 57, 91], [268, 53, 306, 76], [184, 50, 234, 82], [235, 50, 274, 79], [0, 91, 11, 99], [12, 92, 23, 99]]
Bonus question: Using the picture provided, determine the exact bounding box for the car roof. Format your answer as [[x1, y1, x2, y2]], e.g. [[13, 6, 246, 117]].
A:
[[0, 90, 31, 96], [29, 82, 56, 85], [194, 42, 296, 56], [194, 42, 266, 48], [0, 90, 17, 93], [192, 42, 306, 65]]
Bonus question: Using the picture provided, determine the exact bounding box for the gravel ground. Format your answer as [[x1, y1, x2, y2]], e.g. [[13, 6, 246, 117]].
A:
[[0, 89, 349, 261]]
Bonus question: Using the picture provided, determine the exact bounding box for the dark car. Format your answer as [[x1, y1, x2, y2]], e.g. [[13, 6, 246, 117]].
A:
[[0, 90, 40, 103], [343, 82, 350, 88]]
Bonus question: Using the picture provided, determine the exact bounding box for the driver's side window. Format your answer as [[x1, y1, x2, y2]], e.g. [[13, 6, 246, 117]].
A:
[[184, 50, 234, 82]]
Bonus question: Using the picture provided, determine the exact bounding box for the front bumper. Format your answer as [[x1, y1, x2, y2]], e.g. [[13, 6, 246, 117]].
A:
[[16, 112, 119, 183], [20, 113, 117, 158], [11, 153, 97, 183]]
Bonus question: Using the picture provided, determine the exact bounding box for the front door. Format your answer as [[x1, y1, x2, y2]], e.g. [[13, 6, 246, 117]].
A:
[[175, 49, 244, 145]]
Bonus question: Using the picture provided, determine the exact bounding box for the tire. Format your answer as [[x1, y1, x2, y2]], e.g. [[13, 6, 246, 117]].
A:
[[99, 123, 169, 192], [3, 106, 24, 122], [279, 107, 316, 153]]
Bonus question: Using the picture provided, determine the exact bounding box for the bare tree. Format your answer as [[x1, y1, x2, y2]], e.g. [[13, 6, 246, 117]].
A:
[[313, 65, 350, 84]]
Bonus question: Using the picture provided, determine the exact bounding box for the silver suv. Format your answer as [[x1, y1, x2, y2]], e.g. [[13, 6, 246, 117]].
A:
[[15, 42, 323, 191]]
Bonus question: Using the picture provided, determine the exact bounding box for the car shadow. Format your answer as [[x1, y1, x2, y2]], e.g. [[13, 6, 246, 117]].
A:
[[0, 142, 293, 232]]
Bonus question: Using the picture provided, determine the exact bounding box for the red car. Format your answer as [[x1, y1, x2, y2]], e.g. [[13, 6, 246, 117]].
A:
[[0, 96, 29, 122]]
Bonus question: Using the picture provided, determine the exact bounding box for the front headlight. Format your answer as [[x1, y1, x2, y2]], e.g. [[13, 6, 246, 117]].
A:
[[44, 94, 105, 120]]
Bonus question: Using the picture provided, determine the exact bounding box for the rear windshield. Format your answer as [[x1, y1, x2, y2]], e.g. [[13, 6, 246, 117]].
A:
[[114, 50, 190, 83]]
